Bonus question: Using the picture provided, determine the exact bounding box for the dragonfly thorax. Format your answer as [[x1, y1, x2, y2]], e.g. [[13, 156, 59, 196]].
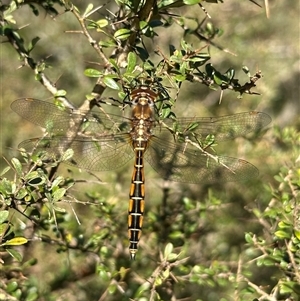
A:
[[129, 86, 157, 146], [130, 107, 155, 147]]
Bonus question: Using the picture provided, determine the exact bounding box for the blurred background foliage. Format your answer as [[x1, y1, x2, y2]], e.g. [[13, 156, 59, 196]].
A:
[[0, 0, 299, 301]]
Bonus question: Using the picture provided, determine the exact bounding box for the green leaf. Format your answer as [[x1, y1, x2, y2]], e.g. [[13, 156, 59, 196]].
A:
[[127, 52, 136, 73], [135, 282, 151, 297], [108, 283, 117, 294], [108, 58, 119, 73], [169, 230, 184, 239], [225, 68, 235, 81], [139, 20, 150, 34], [28, 36, 40, 53], [0, 222, 11, 237], [3, 236, 28, 246], [61, 148, 74, 161], [25, 171, 46, 186], [96, 19, 108, 28], [99, 39, 117, 48], [213, 73, 224, 85], [26, 287, 39, 301], [164, 242, 174, 258], [172, 74, 186, 82], [6, 280, 18, 293], [51, 205, 66, 213], [52, 205, 66, 213], [244, 232, 253, 243], [184, 0, 201, 4], [279, 282, 295, 294], [98, 266, 110, 281], [262, 257, 277, 266], [11, 158, 22, 176], [278, 221, 291, 229], [54, 90, 67, 97], [51, 176, 65, 190], [103, 76, 120, 90], [114, 28, 131, 40], [3, 13, 16, 24], [84, 68, 102, 77], [4, 1, 18, 15], [293, 283, 300, 295], [83, 3, 93, 17], [242, 65, 250, 75], [160, 0, 185, 8], [0, 210, 9, 223], [0, 178, 14, 195], [275, 229, 291, 239], [294, 229, 300, 240], [1, 165, 11, 176], [162, 268, 170, 280], [52, 188, 66, 202], [16, 187, 28, 200], [6, 248, 23, 262]]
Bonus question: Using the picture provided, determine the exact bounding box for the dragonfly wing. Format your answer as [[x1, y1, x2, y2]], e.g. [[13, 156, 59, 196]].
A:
[[155, 111, 271, 141], [144, 137, 258, 183], [11, 98, 131, 135], [19, 134, 134, 171]]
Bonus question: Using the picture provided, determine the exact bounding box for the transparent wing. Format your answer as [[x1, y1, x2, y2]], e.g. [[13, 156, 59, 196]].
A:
[[19, 134, 134, 171], [11, 99, 271, 142], [13, 98, 270, 182], [11, 98, 131, 135], [154, 111, 271, 141], [144, 137, 259, 183]]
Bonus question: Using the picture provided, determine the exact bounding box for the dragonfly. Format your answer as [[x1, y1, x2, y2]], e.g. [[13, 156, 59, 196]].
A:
[[11, 84, 271, 259]]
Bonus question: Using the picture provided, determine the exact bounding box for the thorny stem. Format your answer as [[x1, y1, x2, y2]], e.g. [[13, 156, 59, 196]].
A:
[[69, 5, 113, 113], [146, 255, 188, 301], [241, 276, 278, 301], [70, 5, 111, 69], [286, 240, 300, 283]]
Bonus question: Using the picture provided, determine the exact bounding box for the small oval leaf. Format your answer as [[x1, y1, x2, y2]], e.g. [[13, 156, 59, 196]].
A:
[[114, 28, 131, 40], [96, 19, 108, 28], [51, 176, 65, 190], [164, 242, 174, 258], [6, 248, 23, 262], [294, 229, 300, 240], [4, 236, 28, 246], [11, 158, 22, 176], [127, 52, 137, 73], [84, 68, 102, 78], [1, 166, 11, 176], [0, 210, 9, 223], [16, 187, 28, 200], [61, 148, 74, 161], [52, 188, 66, 202], [83, 3, 93, 17], [6, 280, 18, 293], [54, 90, 67, 97], [103, 76, 120, 90], [184, 0, 201, 4]]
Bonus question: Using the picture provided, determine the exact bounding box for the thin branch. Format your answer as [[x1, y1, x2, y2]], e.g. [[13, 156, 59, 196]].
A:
[[70, 5, 111, 69], [242, 276, 277, 301], [286, 240, 300, 283]]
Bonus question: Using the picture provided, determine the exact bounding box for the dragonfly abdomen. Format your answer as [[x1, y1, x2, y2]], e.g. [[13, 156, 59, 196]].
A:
[[128, 148, 146, 260]]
